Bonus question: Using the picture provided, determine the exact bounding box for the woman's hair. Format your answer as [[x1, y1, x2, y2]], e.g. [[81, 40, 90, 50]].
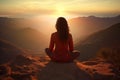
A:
[[55, 17, 69, 42]]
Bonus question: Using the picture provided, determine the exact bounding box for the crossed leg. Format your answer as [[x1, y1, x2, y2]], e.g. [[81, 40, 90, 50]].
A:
[[45, 48, 80, 62]]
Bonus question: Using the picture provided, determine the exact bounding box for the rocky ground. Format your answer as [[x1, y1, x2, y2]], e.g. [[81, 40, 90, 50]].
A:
[[0, 54, 120, 80]]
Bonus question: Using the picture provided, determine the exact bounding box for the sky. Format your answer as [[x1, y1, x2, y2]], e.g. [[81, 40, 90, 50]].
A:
[[0, 0, 120, 18]]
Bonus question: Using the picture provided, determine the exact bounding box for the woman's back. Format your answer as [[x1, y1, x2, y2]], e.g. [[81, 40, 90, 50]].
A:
[[49, 32, 73, 61], [50, 32, 73, 52]]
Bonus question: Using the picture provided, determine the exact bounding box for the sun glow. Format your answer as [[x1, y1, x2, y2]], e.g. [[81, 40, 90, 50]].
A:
[[52, 6, 68, 18]]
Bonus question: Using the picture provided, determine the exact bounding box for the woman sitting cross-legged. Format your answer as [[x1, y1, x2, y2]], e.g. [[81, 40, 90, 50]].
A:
[[45, 17, 80, 62]]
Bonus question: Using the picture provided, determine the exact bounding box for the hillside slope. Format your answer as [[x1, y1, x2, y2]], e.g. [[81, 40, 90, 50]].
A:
[[0, 26, 47, 52], [0, 38, 25, 64], [76, 23, 120, 60]]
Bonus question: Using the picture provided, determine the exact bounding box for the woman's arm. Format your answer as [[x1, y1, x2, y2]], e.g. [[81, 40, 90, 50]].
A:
[[49, 33, 54, 52], [69, 34, 73, 52]]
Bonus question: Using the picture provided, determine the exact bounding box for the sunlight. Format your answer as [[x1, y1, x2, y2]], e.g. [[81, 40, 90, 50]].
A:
[[28, 15, 56, 37], [52, 5, 68, 18]]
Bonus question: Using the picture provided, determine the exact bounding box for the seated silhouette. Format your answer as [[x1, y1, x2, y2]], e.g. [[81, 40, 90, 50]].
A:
[[45, 17, 80, 62]]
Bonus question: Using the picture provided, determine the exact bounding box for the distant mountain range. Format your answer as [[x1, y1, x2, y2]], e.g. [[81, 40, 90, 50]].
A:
[[0, 15, 120, 54], [0, 17, 48, 51], [69, 15, 120, 43], [76, 23, 120, 60]]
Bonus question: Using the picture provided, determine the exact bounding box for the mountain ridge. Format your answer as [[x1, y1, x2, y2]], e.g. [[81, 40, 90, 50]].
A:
[[76, 23, 120, 60]]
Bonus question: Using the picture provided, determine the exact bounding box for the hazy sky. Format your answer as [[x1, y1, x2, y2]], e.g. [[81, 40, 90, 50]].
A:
[[0, 0, 120, 18]]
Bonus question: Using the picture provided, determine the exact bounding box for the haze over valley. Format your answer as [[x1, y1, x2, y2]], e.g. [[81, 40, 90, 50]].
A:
[[0, 15, 120, 55]]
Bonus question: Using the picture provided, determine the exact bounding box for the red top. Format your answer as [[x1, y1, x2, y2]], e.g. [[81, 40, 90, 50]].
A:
[[49, 32, 73, 62]]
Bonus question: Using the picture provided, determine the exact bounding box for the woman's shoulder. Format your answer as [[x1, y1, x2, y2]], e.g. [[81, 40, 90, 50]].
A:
[[51, 32, 57, 37], [51, 32, 57, 35], [69, 33, 72, 37]]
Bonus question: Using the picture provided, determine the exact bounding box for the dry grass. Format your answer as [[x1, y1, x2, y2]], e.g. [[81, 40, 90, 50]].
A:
[[97, 46, 120, 68]]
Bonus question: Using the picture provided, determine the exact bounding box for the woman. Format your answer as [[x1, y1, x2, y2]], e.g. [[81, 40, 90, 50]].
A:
[[45, 17, 80, 62]]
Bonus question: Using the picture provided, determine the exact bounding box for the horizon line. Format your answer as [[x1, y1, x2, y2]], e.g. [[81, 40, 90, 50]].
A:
[[0, 14, 120, 19]]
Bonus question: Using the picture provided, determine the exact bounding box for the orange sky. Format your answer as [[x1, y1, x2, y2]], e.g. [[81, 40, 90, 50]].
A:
[[0, 0, 120, 18]]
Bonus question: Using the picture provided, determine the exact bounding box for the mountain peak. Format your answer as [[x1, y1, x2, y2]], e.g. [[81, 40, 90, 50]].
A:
[[88, 15, 96, 18]]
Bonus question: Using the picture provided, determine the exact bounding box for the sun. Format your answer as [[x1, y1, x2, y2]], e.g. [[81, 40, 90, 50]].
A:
[[52, 5, 68, 18]]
